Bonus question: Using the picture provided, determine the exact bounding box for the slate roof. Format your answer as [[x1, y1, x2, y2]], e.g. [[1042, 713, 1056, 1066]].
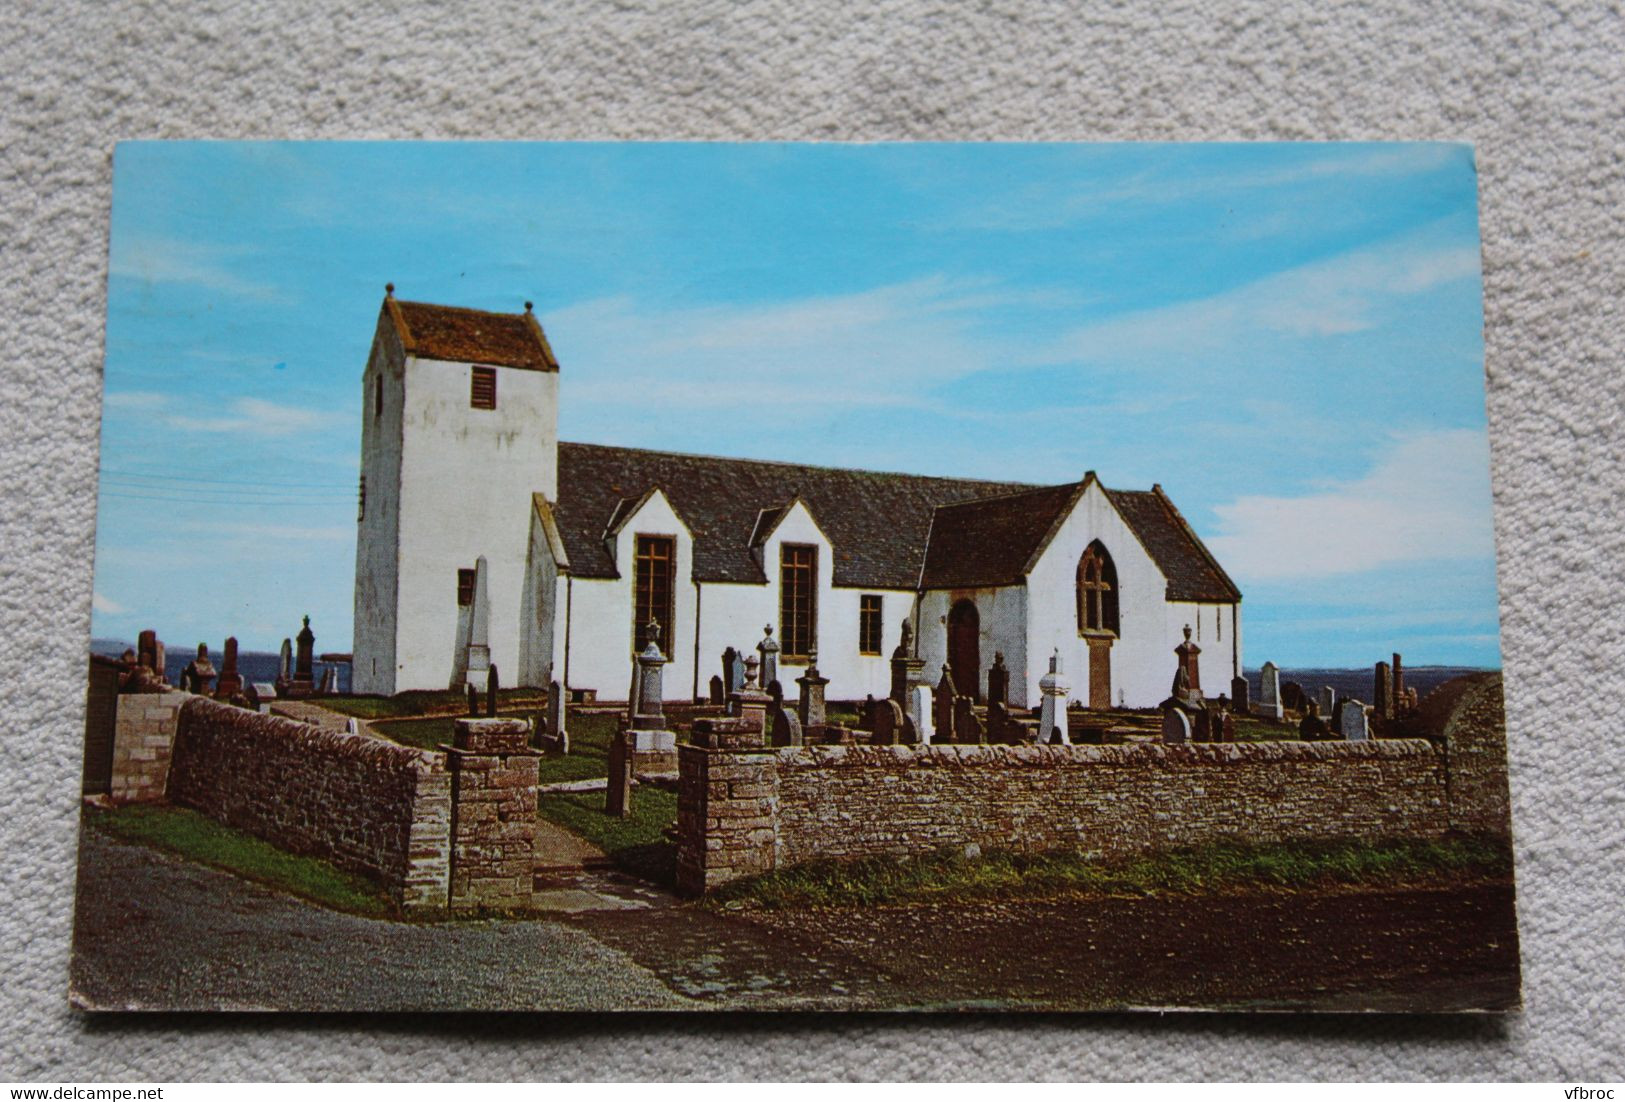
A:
[[385, 296, 559, 371], [1104, 488, 1242, 603], [556, 443, 1031, 588], [555, 442, 1241, 602], [919, 483, 1084, 589]]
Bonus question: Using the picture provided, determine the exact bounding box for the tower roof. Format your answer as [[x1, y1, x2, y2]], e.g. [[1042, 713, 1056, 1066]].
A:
[[382, 291, 558, 371]]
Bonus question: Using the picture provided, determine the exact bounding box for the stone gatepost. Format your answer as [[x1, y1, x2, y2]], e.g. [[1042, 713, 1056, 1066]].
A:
[[675, 740, 780, 897], [445, 717, 540, 912], [1038, 649, 1071, 745]]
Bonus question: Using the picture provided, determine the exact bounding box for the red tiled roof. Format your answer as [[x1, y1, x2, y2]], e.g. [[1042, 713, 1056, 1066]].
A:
[[385, 296, 558, 372]]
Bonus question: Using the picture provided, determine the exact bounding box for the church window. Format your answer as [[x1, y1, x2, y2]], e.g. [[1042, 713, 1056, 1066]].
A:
[[357, 474, 366, 522], [456, 568, 476, 607], [633, 535, 675, 657], [858, 594, 883, 655], [470, 366, 497, 410], [780, 544, 817, 660], [374, 374, 383, 419], [1075, 541, 1120, 636]]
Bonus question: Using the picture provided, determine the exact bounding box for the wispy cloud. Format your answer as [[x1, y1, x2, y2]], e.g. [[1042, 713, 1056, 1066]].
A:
[[1206, 428, 1495, 580], [106, 391, 343, 438], [91, 591, 126, 614], [109, 234, 284, 301]]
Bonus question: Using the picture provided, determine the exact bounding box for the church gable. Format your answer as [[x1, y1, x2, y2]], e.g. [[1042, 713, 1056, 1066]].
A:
[[1104, 487, 1241, 603]]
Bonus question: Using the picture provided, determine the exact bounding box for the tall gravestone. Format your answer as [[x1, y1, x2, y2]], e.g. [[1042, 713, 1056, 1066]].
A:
[[756, 625, 780, 693], [987, 652, 1009, 710], [290, 616, 316, 698], [722, 647, 742, 695], [1317, 685, 1337, 721], [548, 679, 568, 754], [1392, 652, 1406, 711], [1161, 708, 1191, 744], [463, 555, 492, 690], [182, 643, 216, 695], [485, 664, 499, 717], [889, 619, 931, 742], [1038, 649, 1071, 745], [708, 675, 725, 706], [795, 651, 829, 728], [1230, 674, 1250, 714], [1175, 625, 1202, 695], [1374, 660, 1393, 721], [275, 637, 293, 696], [215, 636, 244, 700], [1254, 661, 1283, 720], [934, 666, 958, 743], [627, 619, 677, 761]]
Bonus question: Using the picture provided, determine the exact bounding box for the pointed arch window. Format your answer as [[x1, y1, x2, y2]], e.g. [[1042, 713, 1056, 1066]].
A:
[[1076, 541, 1120, 636]]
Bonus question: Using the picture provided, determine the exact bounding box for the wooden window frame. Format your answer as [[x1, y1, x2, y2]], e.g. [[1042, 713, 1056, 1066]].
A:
[[858, 594, 884, 655], [457, 568, 477, 607], [633, 534, 676, 657], [470, 365, 497, 410], [1076, 543, 1120, 637], [779, 543, 817, 661]]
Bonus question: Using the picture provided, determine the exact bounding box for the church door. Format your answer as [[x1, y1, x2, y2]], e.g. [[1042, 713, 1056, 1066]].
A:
[[1087, 637, 1112, 710], [948, 600, 980, 702]]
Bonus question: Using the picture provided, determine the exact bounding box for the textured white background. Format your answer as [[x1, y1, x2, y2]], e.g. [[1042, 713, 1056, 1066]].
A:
[[3, 0, 1622, 1081]]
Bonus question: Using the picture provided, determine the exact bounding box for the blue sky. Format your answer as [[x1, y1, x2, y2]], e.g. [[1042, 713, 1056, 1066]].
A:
[[93, 141, 1500, 667]]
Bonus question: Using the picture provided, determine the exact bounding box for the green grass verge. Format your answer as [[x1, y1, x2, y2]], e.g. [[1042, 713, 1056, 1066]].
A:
[[84, 803, 395, 918], [537, 788, 678, 887], [320, 688, 548, 720], [704, 835, 1514, 910], [372, 709, 623, 783]]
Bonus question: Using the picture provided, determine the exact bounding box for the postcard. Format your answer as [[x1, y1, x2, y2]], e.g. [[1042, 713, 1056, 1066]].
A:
[[72, 141, 1518, 1012]]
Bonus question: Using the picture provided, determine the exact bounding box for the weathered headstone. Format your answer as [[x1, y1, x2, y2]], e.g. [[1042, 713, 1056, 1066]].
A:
[[1392, 652, 1406, 712], [722, 647, 742, 694], [276, 637, 293, 696], [182, 643, 216, 695], [319, 666, 338, 694], [627, 621, 677, 761], [708, 675, 725, 706], [1230, 675, 1250, 713], [1175, 624, 1202, 694], [463, 555, 492, 689], [1193, 707, 1214, 742], [1374, 660, 1393, 721], [890, 619, 922, 704], [1161, 708, 1191, 744], [954, 695, 986, 744], [769, 703, 803, 748], [1281, 681, 1306, 712], [214, 636, 244, 700], [290, 615, 316, 698], [1337, 699, 1370, 741], [466, 683, 479, 716], [871, 698, 906, 746], [756, 624, 780, 693], [1254, 661, 1283, 720], [730, 653, 770, 739], [1317, 685, 1337, 721], [1220, 711, 1236, 742], [605, 729, 635, 818], [987, 652, 1009, 710], [1299, 710, 1330, 741], [934, 666, 958, 742], [548, 680, 568, 754], [908, 682, 934, 744], [1038, 649, 1071, 745], [485, 663, 499, 716], [795, 651, 829, 728]]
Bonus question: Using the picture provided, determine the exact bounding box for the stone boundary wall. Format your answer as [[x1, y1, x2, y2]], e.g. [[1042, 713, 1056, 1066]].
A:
[[108, 691, 189, 803], [167, 696, 452, 911], [1439, 674, 1514, 837], [678, 739, 1448, 895]]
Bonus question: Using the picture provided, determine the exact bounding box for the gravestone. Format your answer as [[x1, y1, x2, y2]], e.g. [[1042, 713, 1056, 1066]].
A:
[[548, 680, 568, 754], [795, 652, 829, 728], [756, 625, 780, 692], [1337, 699, 1370, 741], [730, 653, 771, 740], [890, 619, 924, 704], [182, 643, 216, 695], [605, 729, 635, 818], [1161, 708, 1191, 744], [627, 621, 677, 760], [1374, 660, 1393, 720], [860, 694, 876, 731], [1174, 624, 1202, 694], [485, 664, 499, 717], [1192, 707, 1214, 743], [722, 647, 743, 695], [1317, 685, 1337, 720], [987, 652, 1009, 710], [769, 703, 803, 748], [275, 637, 293, 696], [908, 683, 934, 744], [934, 666, 958, 742], [463, 555, 492, 690], [466, 683, 479, 716], [954, 695, 986, 745], [1299, 710, 1330, 741], [870, 698, 906, 746], [1254, 661, 1283, 720], [1038, 649, 1071, 745], [290, 616, 316, 698], [1281, 681, 1306, 712], [215, 637, 244, 700], [1230, 675, 1250, 713], [319, 666, 338, 694], [708, 675, 725, 706], [1220, 711, 1236, 742], [1392, 652, 1406, 711]]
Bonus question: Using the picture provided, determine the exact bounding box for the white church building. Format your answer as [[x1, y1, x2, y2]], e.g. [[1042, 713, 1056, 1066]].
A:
[[352, 290, 1244, 709]]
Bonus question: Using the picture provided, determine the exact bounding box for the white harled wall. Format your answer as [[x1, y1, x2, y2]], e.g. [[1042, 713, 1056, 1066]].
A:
[[357, 348, 558, 694]]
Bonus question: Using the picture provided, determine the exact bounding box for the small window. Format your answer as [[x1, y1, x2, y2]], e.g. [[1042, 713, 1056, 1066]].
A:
[[470, 366, 497, 410], [780, 544, 817, 661], [457, 568, 477, 607], [858, 594, 883, 655], [374, 374, 383, 419], [357, 473, 366, 522]]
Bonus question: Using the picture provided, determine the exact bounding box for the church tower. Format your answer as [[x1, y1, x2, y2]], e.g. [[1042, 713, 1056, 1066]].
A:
[[352, 286, 560, 695]]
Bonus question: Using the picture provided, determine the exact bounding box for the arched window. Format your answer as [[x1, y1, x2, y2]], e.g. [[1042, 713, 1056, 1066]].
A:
[[1075, 541, 1120, 636]]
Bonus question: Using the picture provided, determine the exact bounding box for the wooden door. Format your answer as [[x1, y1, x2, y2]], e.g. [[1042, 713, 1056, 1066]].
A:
[[948, 600, 980, 702], [1087, 637, 1112, 710]]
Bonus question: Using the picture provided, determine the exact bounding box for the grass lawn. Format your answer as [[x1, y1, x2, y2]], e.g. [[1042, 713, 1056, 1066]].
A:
[[320, 688, 548, 721], [704, 835, 1515, 910], [371, 708, 624, 783], [83, 803, 395, 917], [537, 788, 678, 887]]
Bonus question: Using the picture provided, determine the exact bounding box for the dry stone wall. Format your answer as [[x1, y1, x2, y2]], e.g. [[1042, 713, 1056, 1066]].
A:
[[677, 739, 1449, 895], [1439, 673, 1514, 837], [108, 691, 188, 803], [166, 696, 452, 911]]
